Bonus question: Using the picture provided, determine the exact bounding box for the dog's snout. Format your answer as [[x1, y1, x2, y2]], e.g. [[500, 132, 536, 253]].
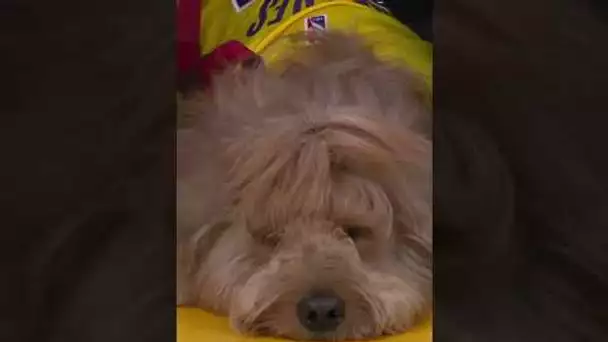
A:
[[296, 292, 345, 333]]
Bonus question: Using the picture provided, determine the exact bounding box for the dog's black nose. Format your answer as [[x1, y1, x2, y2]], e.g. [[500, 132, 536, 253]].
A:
[[297, 292, 345, 332]]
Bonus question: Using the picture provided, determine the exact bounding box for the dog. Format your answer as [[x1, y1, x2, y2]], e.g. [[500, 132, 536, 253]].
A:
[[177, 0, 432, 340]]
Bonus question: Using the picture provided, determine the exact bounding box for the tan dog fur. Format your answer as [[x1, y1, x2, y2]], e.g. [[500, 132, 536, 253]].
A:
[[177, 33, 432, 340]]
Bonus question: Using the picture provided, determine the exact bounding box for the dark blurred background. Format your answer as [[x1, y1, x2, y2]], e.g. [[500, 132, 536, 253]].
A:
[[387, 0, 433, 41], [3, 1, 608, 342]]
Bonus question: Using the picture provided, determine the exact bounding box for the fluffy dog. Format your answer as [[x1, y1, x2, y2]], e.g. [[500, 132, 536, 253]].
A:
[[177, 32, 432, 340]]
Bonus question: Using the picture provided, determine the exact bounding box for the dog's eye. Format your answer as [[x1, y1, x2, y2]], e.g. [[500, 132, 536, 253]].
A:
[[260, 232, 280, 247], [344, 225, 370, 241]]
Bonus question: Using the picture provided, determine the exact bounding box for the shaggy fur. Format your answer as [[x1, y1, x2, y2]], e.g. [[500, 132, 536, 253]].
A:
[[177, 33, 432, 340]]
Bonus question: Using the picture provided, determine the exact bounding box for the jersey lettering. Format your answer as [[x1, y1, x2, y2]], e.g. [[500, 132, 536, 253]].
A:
[[246, 0, 315, 37]]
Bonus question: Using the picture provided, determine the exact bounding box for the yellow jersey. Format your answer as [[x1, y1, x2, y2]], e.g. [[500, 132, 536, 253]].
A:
[[199, 0, 432, 86]]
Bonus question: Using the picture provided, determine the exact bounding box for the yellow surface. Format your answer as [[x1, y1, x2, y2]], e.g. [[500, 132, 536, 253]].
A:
[[178, 307, 431, 342]]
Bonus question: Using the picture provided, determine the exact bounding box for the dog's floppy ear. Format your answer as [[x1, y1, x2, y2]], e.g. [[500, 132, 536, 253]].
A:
[[177, 219, 231, 304]]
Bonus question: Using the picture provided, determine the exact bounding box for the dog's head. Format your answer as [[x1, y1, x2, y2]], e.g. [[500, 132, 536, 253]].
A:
[[178, 33, 431, 340]]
